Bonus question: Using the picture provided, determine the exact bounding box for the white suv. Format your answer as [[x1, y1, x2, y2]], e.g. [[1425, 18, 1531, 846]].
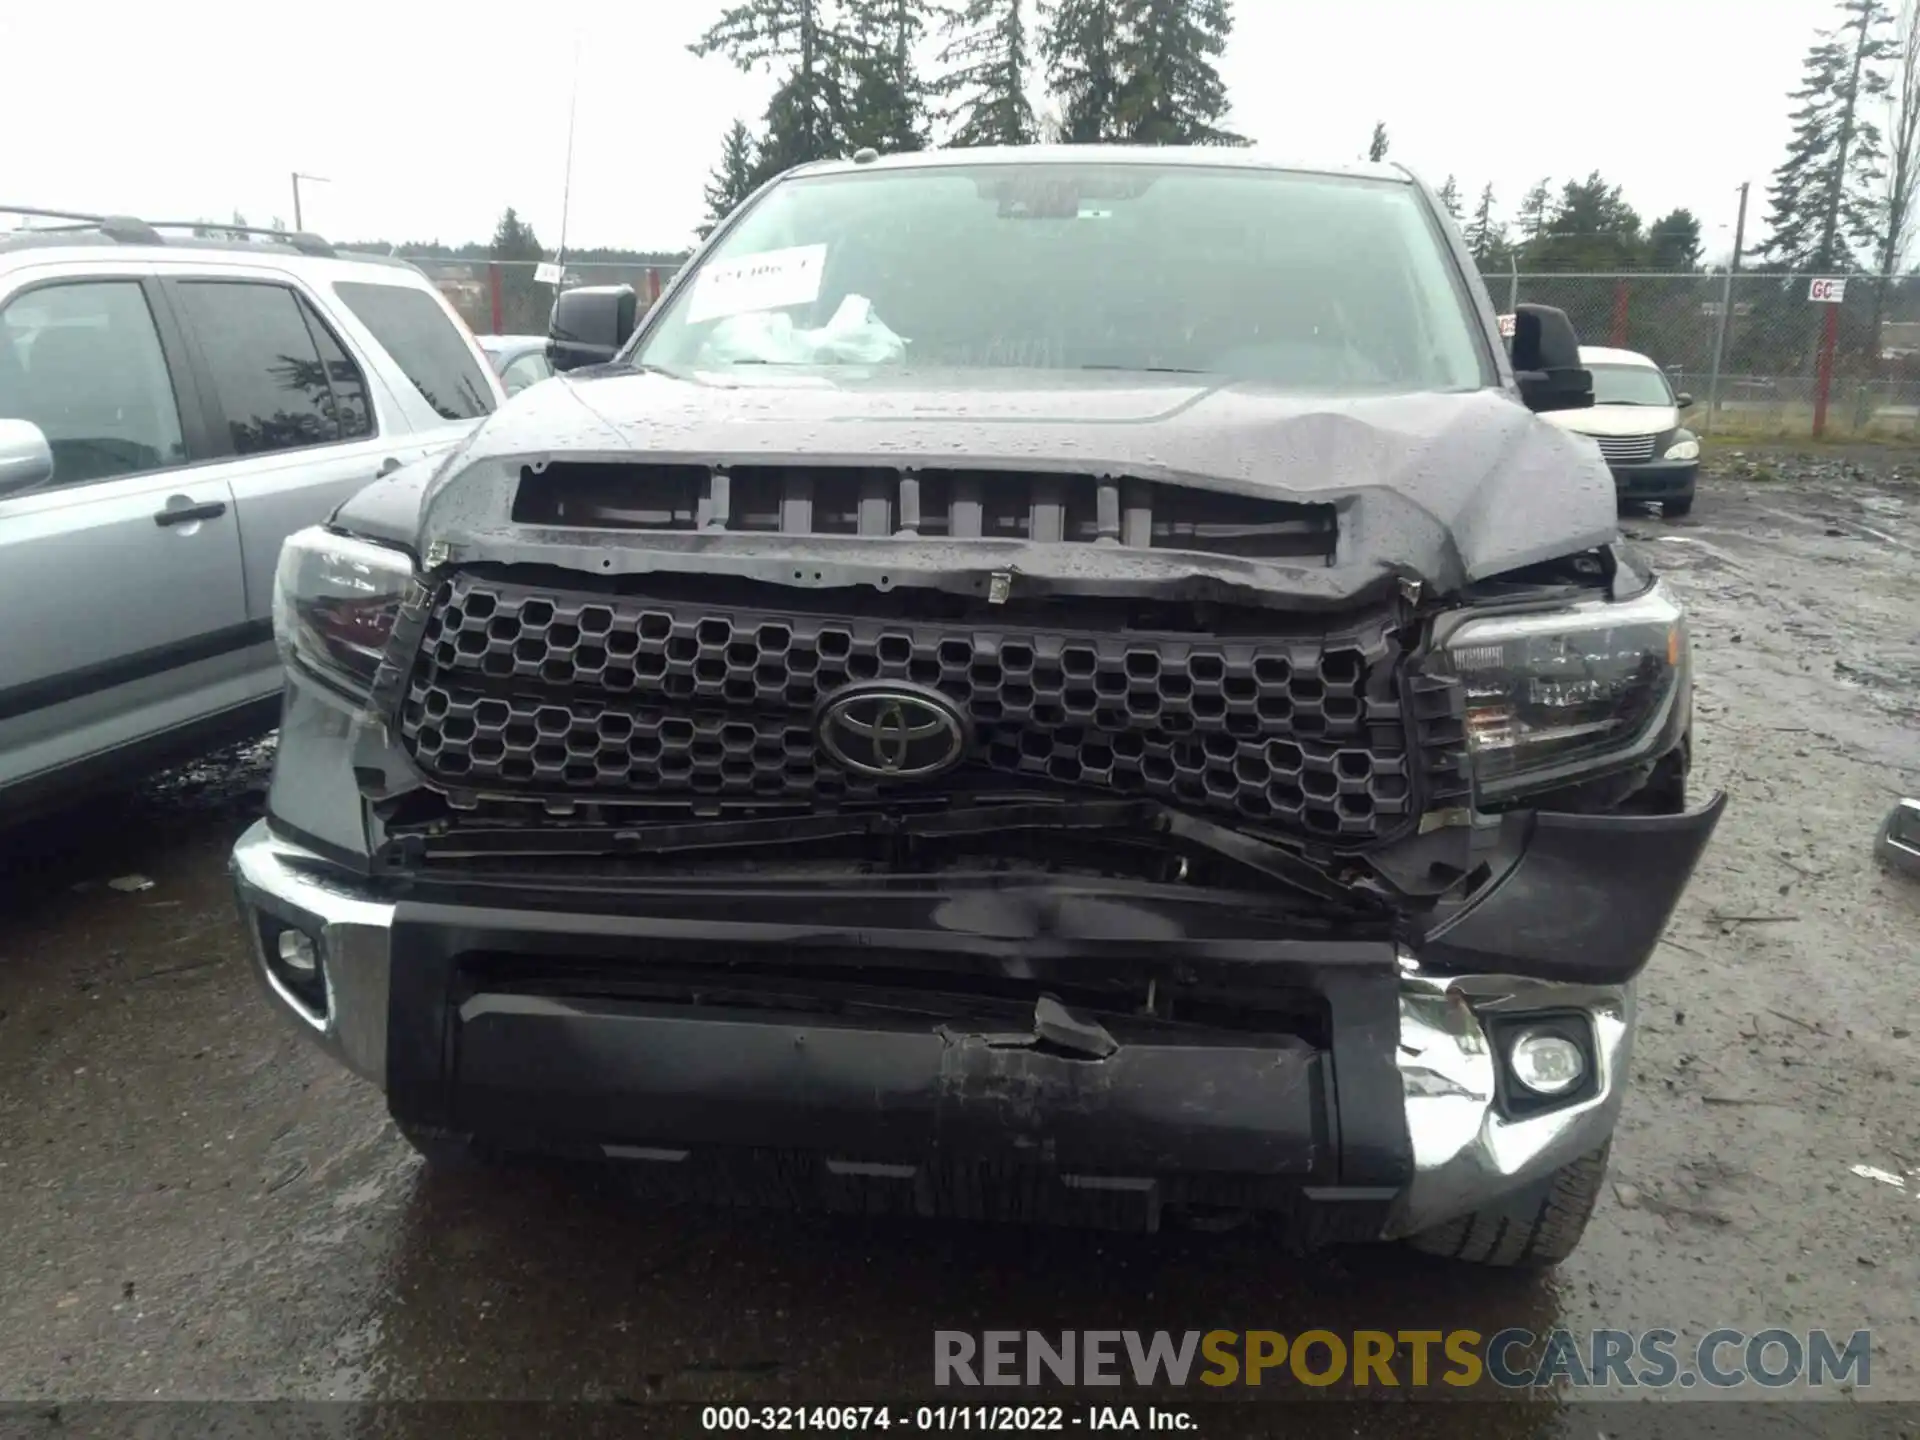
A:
[[0, 210, 507, 818]]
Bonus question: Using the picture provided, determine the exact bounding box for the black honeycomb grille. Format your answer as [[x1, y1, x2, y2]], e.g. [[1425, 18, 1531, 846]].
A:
[[401, 576, 1419, 841]]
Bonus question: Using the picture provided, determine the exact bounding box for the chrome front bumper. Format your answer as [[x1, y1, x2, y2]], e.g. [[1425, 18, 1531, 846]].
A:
[[230, 820, 1633, 1236], [1386, 970, 1633, 1236], [232, 823, 395, 1087]]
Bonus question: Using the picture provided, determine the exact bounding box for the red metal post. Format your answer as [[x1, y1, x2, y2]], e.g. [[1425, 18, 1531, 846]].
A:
[[1813, 302, 1840, 438], [488, 262, 504, 336], [1609, 278, 1631, 348], [647, 267, 663, 304]]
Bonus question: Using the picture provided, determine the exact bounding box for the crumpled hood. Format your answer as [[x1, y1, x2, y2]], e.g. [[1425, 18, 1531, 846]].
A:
[[395, 366, 1619, 605]]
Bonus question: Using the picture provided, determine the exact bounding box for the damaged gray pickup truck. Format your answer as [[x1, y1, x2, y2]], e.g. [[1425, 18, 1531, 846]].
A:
[[231, 147, 1723, 1267]]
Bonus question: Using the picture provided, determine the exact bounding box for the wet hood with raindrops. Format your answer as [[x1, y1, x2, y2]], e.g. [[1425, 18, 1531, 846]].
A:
[[343, 365, 1621, 608]]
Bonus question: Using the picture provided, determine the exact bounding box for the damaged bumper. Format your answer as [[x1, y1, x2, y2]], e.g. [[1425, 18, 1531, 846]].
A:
[[229, 794, 1720, 1236]]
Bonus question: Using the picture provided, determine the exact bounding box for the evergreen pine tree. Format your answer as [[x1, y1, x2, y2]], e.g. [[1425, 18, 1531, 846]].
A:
[[1765, 0, 1894, 270], [691, 0, 852, 169], [699, 122, 762, 240], [1435, 175, 1462, 222], [489, 206, 543, 259], [1869, 3, 1920, 356], [489, 207, 547, 332], [842, 0, 930, 152], [1464, 184, 1507, 267], [1518, 178, 1554, 240], [1527, 172, 1645, 272], [756, 73, 829, 181], [1647, 208, 1705, 271], [1111, 0, 1242, 145], [1043, 0, 1122, 142], [1877, 2, 1920, 280], [1367, 121, 1388, 162], [937, 0, 1040, 147]]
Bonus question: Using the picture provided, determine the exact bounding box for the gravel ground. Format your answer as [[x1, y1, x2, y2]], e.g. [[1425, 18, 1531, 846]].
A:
[[1, 453, 1917, 1431]]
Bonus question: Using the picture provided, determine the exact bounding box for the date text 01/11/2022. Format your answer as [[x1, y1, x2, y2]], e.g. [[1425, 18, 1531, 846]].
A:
[[700, 1406, 1196, 1431]]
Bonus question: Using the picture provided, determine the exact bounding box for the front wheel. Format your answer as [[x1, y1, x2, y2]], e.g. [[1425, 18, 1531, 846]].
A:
[[1664, 492, 1695, 518], [1404, 1143, 1611, 1268]]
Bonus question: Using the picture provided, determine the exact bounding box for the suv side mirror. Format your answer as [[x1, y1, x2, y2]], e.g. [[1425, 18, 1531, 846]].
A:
[[0, 418, 54, 498], [547, 285, 638, 373], [1509, 303, 1593, 413], [1675, 391, 1695, 409]]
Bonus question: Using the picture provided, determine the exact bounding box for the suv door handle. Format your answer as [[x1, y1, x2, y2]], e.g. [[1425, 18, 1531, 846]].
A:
[[154, 500, 227, 528]]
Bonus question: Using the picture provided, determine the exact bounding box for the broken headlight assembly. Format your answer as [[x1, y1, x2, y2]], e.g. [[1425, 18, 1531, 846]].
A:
[[271, 526, 414, 703], [1428, 582, 1687, 802]]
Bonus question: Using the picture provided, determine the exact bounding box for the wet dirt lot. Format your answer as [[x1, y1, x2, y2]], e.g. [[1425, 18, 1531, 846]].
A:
[[2, 453, 1919, 1433]]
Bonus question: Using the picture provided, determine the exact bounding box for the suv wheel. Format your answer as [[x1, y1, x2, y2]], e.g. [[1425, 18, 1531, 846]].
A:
[[1405, 1143, 1611, 1267], [1664, 493, 1695, 518]]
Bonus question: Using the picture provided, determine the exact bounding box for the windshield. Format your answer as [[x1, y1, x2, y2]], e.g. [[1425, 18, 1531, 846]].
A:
[[1588, 363, 1675, 406], [636, 162, 1489, 393]]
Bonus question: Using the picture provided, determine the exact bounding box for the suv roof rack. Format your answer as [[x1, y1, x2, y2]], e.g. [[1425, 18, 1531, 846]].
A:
[[1, 206, 336, 255], [0, 205, 416, 268]]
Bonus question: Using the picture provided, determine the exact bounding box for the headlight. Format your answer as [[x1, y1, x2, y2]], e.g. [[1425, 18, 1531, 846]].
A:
[[1664, 438, 1700, 461], [271, 527, 414, 701], [1431, 582, 1687, 799]]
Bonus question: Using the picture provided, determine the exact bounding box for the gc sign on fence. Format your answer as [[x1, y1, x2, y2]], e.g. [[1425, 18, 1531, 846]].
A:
[[1808, 277, 1848, 303]]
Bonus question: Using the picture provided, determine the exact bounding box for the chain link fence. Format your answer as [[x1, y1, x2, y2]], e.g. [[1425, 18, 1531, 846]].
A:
[[406, 255, 1920, 441], [1480, 268, 1920, 441], [405, 259, 682, 339]]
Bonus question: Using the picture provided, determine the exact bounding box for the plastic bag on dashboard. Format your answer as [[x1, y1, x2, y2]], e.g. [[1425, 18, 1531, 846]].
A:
[[700, 295, 907, 366]]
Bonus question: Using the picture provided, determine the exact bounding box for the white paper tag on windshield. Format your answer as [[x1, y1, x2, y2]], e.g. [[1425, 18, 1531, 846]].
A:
[[686, 244, 827, 324]]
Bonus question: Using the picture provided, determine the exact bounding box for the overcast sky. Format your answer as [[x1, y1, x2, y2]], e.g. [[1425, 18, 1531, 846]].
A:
[[2, 0, 1841, 259]]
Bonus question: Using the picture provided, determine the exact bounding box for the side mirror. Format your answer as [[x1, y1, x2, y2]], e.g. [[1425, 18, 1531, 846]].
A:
[[547, 285, 638, 373], [1675, 392, 1695, 410], [0, 418, 54, 498], [1509, 303, 1593, 413]]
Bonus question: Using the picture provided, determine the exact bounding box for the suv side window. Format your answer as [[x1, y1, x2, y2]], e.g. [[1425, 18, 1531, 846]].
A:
[[0, 280, 188, 487], [303, 299, 374, 441], [333, 281, 496, 421], [175, 281, 372, 456]]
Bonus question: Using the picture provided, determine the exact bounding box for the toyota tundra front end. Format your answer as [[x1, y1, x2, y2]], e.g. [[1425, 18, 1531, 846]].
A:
[[231, 147, 1722, 1266]]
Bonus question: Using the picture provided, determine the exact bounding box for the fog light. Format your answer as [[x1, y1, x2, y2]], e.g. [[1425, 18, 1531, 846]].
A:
[[1509, 1030, 1586, 1096], [276, 929, 319, 975]]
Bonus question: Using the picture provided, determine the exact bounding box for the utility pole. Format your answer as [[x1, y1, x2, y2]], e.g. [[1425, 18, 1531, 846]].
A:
[[1704, 180, 1750, 434], [290, 172, 329, 231]]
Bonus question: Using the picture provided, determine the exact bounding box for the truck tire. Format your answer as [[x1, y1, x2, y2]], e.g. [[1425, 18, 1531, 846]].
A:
[[1404, 1142, 1611, 1268], [1664, 492, 1694, 518]]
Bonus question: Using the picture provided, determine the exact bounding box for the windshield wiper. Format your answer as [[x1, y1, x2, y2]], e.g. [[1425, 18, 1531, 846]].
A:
[[1078, 364, 1211, 375]]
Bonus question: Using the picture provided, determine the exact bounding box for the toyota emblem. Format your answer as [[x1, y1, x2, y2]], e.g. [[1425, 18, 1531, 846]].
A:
[[816, 682, 969, 780]]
